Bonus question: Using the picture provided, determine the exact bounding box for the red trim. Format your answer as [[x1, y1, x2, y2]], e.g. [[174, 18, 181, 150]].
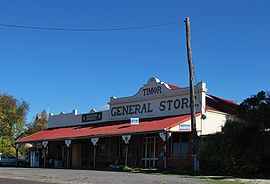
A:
[[206, 94, 238, 114], [167, 84, 181, 90], [167, 83, 238, 114], [16, 115, 192, 143], [168, 84, 238, 114]]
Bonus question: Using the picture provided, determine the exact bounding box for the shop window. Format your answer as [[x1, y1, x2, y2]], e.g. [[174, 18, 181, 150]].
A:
[[171, 133, 189, 156]]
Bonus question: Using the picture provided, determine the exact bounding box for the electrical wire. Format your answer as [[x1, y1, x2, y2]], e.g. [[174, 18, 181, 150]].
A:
[[0, 20, 180, 32]]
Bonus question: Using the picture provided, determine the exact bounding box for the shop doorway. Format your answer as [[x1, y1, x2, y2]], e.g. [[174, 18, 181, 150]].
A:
[[142, 136, 158, 168]]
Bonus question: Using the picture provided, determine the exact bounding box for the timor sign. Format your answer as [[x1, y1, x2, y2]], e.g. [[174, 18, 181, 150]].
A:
[[142, 86, 162, 96], [109, 78, 206, 120], [82, 112, 102, 122]]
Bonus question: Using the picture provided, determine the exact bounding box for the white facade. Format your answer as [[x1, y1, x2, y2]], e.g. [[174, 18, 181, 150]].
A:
[[48, 77, 234, 136], [199, 110, 228, 135]]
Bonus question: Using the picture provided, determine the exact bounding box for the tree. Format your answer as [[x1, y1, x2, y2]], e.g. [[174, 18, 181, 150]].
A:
[[0, 93, 29, 155], [199, 91, 270, 175], [0, 136, 16, 156], [26, 110, 48, 135], [238, 91, 270, 130], [16, 110, 48, 157]]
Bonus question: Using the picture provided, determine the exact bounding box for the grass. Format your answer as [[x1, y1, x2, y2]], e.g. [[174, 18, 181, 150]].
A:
[[206, 178, 242, 184], [165, 170, 246, 184]]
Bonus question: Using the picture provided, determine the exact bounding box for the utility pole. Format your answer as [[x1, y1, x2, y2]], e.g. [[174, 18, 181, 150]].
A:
[[185, 17, 198, 171]]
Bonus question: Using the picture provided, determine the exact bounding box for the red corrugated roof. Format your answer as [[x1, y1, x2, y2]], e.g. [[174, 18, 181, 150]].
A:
[[17, 115, 192, 143], [167, 84, 181, 90], [168, 83, 238, 114], [206, 94, 238, 114], [167, 84, 238, 114]]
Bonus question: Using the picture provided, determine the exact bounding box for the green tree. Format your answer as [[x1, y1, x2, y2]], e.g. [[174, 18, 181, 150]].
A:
[[16, 110, 48, 157], [199, 91, 270, 175], [0, 136, 16, 156], [0, 93, 29, 155], [238, 91, 270, 130], [26, 110, 48, 135]]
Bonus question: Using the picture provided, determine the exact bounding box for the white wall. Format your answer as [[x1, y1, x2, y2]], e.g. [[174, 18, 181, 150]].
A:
[[198, 110, 231, 136], [48, 110, 110, 128]]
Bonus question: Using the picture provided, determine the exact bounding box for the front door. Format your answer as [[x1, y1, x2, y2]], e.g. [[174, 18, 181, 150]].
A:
[[142, 136, 158, 168]]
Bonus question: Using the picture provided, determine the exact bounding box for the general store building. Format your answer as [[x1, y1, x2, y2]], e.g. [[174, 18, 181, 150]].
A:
[[16, 77, 237, 170]]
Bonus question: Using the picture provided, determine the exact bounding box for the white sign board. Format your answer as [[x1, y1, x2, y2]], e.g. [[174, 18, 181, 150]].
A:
[[42, 141, 48, 148], [130, 118, 139, 125], [179, 122, 191, 131], [122, 135, 131, 144], [109, 78, 206, 121], [91, 137, 99, 146], [65, 140, 72, 147]]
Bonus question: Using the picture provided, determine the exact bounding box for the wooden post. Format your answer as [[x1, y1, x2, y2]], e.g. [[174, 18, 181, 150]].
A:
[[67, 147, 70, 168], [125, 144, 128, 166], [65, 140, 71, 168], [15, 147, 19, 166], [121, 135, 131, 167], [28, 148, 31, 166], [42, 141, 48, 167], [43, 147, 46, 167], [165, 132, 168, 169], [185, 16, 198, 171], [90, 137, 99, 169], [93, 145, 96, 169]]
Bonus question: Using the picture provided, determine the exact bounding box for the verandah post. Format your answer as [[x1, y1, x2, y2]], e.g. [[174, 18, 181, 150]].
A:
[[65, 140, 72, 168], [165, 132, 168, 169], [15, 144, 19, 166], [125, 144, 128, 166], [93, 145, 96, 168], [91, 137, 99, 169], [42, 141, 48, 167], [67, 147, 70, 168], [159, 131, 171, 170], [43, 147, 46, 167], [122, 135, 131, 167]]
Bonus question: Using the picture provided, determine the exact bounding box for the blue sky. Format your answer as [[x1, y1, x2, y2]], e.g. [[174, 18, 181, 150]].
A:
[[0, 0, 269, 122]]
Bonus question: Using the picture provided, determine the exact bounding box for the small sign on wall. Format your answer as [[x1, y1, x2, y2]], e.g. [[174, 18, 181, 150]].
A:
[[130, 118, 139, 125], [179, 122, 191, 131], [82, 112, 102, 122]]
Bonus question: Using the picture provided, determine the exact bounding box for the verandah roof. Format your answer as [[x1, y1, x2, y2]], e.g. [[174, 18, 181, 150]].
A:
[[17, 114, 193, 143]]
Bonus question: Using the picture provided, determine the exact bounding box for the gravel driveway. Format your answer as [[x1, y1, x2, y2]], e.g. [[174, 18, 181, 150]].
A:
[[0, 167, 207, 184]]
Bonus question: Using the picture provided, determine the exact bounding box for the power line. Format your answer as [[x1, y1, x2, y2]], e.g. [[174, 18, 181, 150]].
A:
[[0, 20, 180, 32]]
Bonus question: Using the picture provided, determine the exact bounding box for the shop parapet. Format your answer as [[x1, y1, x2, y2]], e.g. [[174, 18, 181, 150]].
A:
[[48, 77, 207, 129], [48, 109, 111, 128]]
